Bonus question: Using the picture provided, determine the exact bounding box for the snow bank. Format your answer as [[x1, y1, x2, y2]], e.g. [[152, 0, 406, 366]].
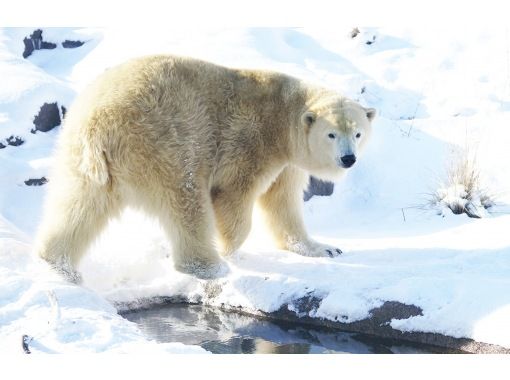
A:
[[1, 26, 510, 352], [78, 208, 510, 350], [0, 216, 207, 353]]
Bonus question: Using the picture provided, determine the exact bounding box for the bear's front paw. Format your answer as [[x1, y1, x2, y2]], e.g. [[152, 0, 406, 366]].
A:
[[286, 239, 342, 258], [323, 246, 343, 258], [307, 242, 343, 258]]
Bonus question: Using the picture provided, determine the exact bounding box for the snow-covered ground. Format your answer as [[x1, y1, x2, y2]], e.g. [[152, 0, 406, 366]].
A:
[[1, 27, 510, 353]]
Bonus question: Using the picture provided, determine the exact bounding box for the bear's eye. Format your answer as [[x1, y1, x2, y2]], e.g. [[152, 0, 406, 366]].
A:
[[328, 133, 336, 139], [355, 132, 361, 139]]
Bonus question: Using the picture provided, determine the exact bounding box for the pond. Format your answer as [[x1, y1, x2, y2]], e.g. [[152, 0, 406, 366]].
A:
[[121, 304, 449, 354]]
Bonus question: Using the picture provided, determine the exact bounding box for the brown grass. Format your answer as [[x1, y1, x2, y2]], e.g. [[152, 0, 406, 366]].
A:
[[430, 146, 494, 218]]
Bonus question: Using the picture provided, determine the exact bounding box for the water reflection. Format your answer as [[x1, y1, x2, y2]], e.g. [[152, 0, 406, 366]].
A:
[[122, 304, 444, 354]]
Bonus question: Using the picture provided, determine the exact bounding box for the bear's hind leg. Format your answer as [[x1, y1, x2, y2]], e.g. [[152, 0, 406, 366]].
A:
[[35, 177, 118, 283]]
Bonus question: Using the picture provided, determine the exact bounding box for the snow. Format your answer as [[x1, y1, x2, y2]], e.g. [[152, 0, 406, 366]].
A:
[[0, 215, 207, 354], [1, 26, 510, 352]]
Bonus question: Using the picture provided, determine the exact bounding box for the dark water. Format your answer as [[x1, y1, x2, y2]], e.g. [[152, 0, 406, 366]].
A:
[[122, 304, 447, 354]]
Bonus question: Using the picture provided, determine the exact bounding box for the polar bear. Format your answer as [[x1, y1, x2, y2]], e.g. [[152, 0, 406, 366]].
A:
[[35, 55, 376, 282]]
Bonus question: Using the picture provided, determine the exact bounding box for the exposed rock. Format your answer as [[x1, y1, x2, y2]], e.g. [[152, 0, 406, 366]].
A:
[[24, 177, 48, 186], [368, 301, 423, 324], [350, 27, 360, 38], [61, 105, 67, 119], [114, 294, 510, 353], [6, 135, 24, 147], [116, 296, 191, 313], [21, 335, 32, 354], [0, 141, 5, 149], [273, 292, 323, 318], [62, 40, 84, 48], [366, 35, 377, 45], [265, 298, 510, 354], [291, 293, 322, 314], [32, 102, 61, 133], [303, 176, 334, 201], [22, 29, 57, 58]]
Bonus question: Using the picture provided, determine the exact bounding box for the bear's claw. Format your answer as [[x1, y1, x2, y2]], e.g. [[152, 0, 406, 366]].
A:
[[286, 239, 343, 258], [326, 248, 343, 257]]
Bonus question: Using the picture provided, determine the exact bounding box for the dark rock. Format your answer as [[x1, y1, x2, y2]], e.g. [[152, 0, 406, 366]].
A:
[[271, 293, 323, 319], [61, 105, 67, 119], [291, 293, 322, 315], [368, 301, 423, 324], [21, 335, 32, 354], [62, 40, 84, 48], [115, 295, 191, 313], [366, 35, 377, 45], [24, 177, 48, 186], [41, 41, 57, 49], [30, 29, 43, 44], [303, 176, 334, 201], [114, 295, 510, 354], [350, 27, 360, 38], [265, 298, 510, 354], [22, 29, 57, 58], [6, 135, 24, 147], [22, 38, 35, 59], [0, 141, 5, 149], [33, 102, 61, 132]]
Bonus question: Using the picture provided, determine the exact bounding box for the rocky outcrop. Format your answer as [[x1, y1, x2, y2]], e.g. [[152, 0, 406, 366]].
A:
[[6, 136, 24, 147], [24, 177, 48, 186], [31, 102, 61, 133], [0, 136, 24, 148], [116, 294, 510, 354], [263, 297, 510, 354], [62, 40, 84, 48], [23, 29, 57, 58]]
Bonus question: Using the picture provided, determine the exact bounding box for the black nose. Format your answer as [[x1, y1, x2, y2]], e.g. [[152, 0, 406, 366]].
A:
[[340, 154, 356, 168]]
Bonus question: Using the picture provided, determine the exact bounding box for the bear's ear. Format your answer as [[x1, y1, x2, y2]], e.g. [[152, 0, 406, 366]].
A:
[[301, 111, 316, 128], [365, 107, 376, 122]]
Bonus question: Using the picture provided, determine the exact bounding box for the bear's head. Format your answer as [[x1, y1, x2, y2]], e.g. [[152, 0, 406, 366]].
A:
[[298, 97, 376, 181]]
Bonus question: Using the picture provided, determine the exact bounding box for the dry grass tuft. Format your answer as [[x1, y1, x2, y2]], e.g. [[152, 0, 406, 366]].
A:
[[430, 146, 494, 218]]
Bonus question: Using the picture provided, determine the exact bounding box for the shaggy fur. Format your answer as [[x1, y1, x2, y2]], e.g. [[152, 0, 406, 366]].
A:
[[34, 55, 376, 281]]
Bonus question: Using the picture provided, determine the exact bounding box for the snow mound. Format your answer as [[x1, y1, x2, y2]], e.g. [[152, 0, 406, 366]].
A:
[[0, 216, 207, 354], [1, 26, 510, 352]]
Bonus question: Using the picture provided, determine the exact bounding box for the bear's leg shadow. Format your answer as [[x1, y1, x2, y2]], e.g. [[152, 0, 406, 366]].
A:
[[35, 176, 119, 283], [258, 166, 342, 258]]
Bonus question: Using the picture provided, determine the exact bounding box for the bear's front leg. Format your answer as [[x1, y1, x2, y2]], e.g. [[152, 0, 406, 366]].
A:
[[258, 166, 343, 258]]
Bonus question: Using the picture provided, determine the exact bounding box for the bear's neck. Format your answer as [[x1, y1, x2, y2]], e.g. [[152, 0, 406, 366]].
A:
[[230, 71, 308, 163]]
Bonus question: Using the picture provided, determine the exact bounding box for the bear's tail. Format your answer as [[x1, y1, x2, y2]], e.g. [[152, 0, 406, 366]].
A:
[[78, 134, 110, 186]]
